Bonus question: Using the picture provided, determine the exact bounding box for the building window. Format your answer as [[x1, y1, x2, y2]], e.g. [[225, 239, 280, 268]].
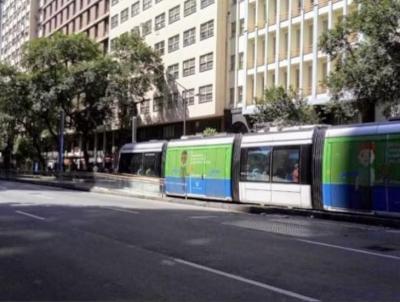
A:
[[131, 26, 140, 36], [131, 1, 140, 17], [240, 147, 272, 182], [153, 96, 163, 112], [111, 14, 118, 29], [155, 13, 165, 30], [184, 0, 196, 17], [111, 0, 118, 6], [154, 41, 165, 55], [183, 27, 196, 47], [167, 63, 179, 79], [183, 89, 195, 105], [200, 20, 214, 40], [230, 55, 235, 71], [169, 5, 180, 24], [167, 92, 180, 108], [199, 52, 213, 72], [183, 58, 195, 77], [239, 19, 245, 35], [168, 34, 179, 53], [143, 0, 152, 10], [199, 85, 213, 103], [272, 147, 300, 183], [238, 53, 244, 69], [238, 86, 243, 103], [120, 8, 129, 23], [201, 0, 214, 9], [140, 99, 150, 114], [231, 21, 236, 37], [142, 19, 152, 36]]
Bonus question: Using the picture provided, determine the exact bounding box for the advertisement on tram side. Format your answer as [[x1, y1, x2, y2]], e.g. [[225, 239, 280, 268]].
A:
[[164, 144, 233, 200]]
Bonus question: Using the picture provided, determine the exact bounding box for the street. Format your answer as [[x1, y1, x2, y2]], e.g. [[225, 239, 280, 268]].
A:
[[0, 181, 399, 302]]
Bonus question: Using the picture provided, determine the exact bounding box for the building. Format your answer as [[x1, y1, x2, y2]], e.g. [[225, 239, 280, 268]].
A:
[[230, 0, 355, 131], [38, 0, 110, 52], [109, 0, 230, 140], [0, 0, 39, 66]]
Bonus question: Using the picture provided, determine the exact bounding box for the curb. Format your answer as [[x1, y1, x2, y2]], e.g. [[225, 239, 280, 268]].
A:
[[2, 177, 400, 229]]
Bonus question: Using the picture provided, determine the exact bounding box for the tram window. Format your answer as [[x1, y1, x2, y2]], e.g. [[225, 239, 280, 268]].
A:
[[240, 147, 271, 182], [142, 152, 161, 177], [130, 153, 143, 175], [272, 147, 300, 183], [119, 154, 133, 173]]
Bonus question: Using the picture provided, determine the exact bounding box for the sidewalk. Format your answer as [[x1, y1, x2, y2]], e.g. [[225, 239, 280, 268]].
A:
[[2, 174, 400, 229]]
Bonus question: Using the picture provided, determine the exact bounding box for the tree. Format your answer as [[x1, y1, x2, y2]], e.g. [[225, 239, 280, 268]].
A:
[[0, 64, 50, 170], [253, 86, 320, 127], [22, 33, 118, 169], [319, 0, 400, 122], [110, 32, 164, 130]]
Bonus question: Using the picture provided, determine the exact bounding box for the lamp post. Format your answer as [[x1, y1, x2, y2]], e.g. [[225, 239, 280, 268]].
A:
[[165, 72, 188, 136], [58, 110, 65, 174]]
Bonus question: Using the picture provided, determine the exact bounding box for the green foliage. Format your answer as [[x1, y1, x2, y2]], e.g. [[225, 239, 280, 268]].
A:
[[319, 0, 400, 121], [202, 128, 217, 137], [110, 32, 164, 129], [253, 86, 320, 127], [0, 32, 162, 170]]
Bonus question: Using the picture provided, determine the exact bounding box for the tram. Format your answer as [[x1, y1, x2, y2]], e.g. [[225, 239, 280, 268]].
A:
[[118, 121, 400, 216]]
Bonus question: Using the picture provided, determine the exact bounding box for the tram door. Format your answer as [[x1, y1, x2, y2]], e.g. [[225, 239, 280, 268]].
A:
[[239, 147, 272, 204], [270, 147, 302, 207]]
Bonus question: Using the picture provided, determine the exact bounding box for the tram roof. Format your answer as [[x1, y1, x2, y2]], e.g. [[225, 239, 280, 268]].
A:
[[120, 141, 167, 153], [326, 120, 400, 138], [241, 125, 322, 147]]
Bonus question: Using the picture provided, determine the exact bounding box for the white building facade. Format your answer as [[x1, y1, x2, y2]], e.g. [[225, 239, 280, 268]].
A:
[[0, 0, 39, 66], [109, 0, 230, 140], [229, 0, 355, 130]]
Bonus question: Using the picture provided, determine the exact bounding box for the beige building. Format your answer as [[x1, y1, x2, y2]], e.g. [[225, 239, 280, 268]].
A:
[[0, 0, 39, 66], [230, 0, 355, 130], [109, 0, 230, 140], [38, 0, 110, 51]]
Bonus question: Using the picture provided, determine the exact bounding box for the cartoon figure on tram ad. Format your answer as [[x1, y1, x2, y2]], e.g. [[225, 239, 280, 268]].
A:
[[354, 142, 375, 210], [180, 150, 189, 192]]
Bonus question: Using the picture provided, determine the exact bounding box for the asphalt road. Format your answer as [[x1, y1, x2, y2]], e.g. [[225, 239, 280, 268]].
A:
[[0, 181, 399, 302]]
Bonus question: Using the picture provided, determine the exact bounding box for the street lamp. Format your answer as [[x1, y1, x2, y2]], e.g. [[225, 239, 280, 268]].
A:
[[165, 72, 189, 136]]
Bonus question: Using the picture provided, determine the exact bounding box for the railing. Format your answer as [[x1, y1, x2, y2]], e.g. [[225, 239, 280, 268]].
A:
[[301, 87, 313, 96], [268, 15, 276, 25], [303, 45, 313, 54], [267, 55, 276, 64], [0, 170, 163, 197], [291, 48, 301, 58], [317, 84, 328, 94], [292, 8, 302, 17], [278, 52, 288, 61], [318, 0, 330, 8]]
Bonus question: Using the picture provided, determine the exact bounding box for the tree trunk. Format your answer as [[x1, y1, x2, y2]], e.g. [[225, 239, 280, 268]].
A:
[[32, 139, 46, 172], [81, 134, 91, 171]]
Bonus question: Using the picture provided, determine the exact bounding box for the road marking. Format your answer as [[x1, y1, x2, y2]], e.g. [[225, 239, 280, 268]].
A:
[[189, 215, 218, 219], [297, 239, 400, 261], [15, 210, 46, 221], [104, 207, 140, 215], [174, 258, 320, 302]]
